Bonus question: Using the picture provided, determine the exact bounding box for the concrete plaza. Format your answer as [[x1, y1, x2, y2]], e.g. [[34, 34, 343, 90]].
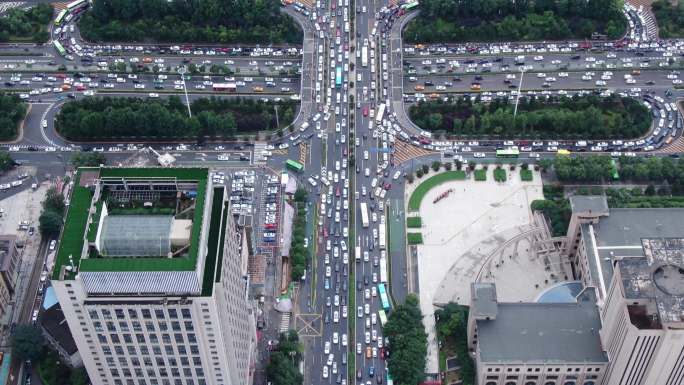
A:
[[405, 166, 555, 374]]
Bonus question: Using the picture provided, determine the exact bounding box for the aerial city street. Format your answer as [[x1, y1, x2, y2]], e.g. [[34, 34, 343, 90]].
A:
[[0, 1, 683, 385]]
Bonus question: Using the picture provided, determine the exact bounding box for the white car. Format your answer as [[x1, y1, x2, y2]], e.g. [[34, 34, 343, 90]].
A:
[[364, 303, 370, 315], [333, 332, 339, 344], [393, 170, 401, 180], [324, 341, 331, 354], [365, 331, 371, 344], [473, 152, 486, 158], [323, 366, 329, 379]]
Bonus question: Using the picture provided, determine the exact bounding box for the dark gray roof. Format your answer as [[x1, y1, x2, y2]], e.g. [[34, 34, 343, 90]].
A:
[[477, 288, 607, 363], [591, 208, 684, 285], [470, 283, 498, 320], [569, 195, 609, 215], [41, 303, 78, 355]]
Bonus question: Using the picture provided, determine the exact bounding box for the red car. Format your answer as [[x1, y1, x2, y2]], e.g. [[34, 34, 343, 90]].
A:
[[362, 107, 369, 117]]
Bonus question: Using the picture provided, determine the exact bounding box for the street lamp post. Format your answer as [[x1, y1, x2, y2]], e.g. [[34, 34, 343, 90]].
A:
[[178, 66, 192, 118], [513, 66, 526, 120]]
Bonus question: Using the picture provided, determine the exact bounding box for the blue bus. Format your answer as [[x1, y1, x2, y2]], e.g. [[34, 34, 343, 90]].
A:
[[335, 67, 342, 88], [378, 283, 390, 310]]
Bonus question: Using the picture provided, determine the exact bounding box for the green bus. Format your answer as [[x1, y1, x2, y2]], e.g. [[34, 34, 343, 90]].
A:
[[285, 159, 304, 172], [53, 40, 66, 56], [611, 159, 619, 180], [55, 9, 68, 25], [401, 1, 419, 10], [496, 148, 519, 158]]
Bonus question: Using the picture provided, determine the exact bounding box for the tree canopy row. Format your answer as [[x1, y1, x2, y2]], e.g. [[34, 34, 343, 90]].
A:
[[408, 95, 651, 140], [79, 0, 302, 44], [0, 93, 27, 141], [651, 0, 684, 38], [0, 3, 52, 43], [55, 96, 297, 141], [383, 294, 428, 385], [553, 155, 684, 192], [403, 0, 626, 42], [290, 188, 309, 281]]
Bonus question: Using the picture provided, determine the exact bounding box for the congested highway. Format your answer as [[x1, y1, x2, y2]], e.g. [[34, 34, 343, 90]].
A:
[[4, 1, 684, 385]]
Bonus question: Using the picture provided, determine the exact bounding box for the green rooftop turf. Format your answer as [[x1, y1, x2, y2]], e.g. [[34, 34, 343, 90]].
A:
[[201, 187, 224, 296], [54, 167, 209, 279], [51, 170, 95, 280]]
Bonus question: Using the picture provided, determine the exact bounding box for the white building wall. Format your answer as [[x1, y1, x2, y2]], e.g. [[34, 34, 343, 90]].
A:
[[598, 264, 684, 385], [52, 186, 255, 385], [54, 278, 239, 385]]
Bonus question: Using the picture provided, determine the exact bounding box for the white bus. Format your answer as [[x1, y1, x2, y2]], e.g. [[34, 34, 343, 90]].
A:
[[360, 202, 369, 228], [355, 246, 361, 263], [361, 46, 368, 67], [375, 103, 385, 124]]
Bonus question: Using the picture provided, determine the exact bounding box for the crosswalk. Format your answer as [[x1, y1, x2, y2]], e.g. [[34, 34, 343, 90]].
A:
[[0, 2, 25, 14], [253, 141, 268, 164], [299, 142, 308, 165], [627, 0, 659, 40], [393, 141, 437, 164], [279, 312, 291, 333], [51, 2, 69, 12]]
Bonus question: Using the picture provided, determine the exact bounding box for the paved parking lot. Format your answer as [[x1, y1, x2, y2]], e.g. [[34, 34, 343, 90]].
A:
[[404, 167, 544, 374]]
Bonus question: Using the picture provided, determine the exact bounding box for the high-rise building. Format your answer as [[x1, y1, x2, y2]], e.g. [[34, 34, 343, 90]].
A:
[[52, 167, 255, 385], [566, 196, 684, 385]]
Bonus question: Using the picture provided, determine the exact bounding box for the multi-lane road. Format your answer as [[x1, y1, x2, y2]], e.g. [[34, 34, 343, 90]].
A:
[[4, 1, 684, 385]]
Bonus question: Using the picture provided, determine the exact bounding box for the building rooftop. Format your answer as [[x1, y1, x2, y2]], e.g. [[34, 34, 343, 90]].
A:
[[53, 167, 209, 281], [476, 287, 607, 363], [470, 282, 498, 320], [0, 235, 16, 273], [619, 238, 684, 325], [569, 195, 609, 216], [586, 208, 684, 295]]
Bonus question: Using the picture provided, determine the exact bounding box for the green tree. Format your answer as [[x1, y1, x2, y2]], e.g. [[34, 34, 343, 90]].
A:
[[294, 188, 308, 203], [431, 161, 441, 172], [43, 187, 65, 216], [11, 325, 44, 361], [266, 332, 302, 385], [71, 152, 106, 167], [421, 164, 429, 174], [39, 210, 63, 236], [0, 150, 13, 172], [384, 295, 427, 385]]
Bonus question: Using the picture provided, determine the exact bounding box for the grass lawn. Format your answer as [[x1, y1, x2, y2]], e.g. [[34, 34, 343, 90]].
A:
[[407, 232, 423, 244], [406, 216, 422, 228], [520, 169, 533, 181], [436, 305, 475, 385], [474, 169, 487, 181], [494, 168, 507, 182], [408, 171, 466, 211]]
